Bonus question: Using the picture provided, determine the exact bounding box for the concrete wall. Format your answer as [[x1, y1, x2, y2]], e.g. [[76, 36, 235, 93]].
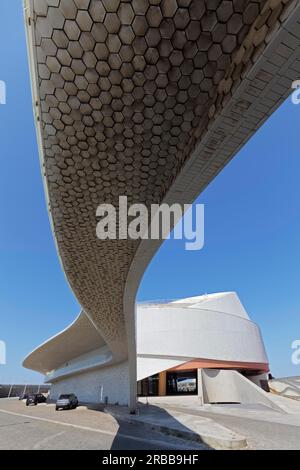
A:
[[177, 292, 249, 319], [137, 304, 268, 375], [137, 356, 187, 381], [45, 346, 112, 383], [201, 369, 281, 411], [269, 376, 300, 399], [50, 361, 129, 406], [247, 373, 269, 389]]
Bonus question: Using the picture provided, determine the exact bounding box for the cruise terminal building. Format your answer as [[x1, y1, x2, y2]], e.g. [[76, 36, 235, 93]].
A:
[[24, 292, 271, 405]]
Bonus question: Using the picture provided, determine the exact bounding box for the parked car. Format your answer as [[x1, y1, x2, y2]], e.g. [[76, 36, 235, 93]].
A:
[[26, 393, 47, 406], [19, 393, 29, 401], [55, 394, 78, 411]]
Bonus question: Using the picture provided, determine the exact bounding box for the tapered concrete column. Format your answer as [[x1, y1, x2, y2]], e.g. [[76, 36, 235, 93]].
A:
[[124, 290, 138, 414], [129, 371, 137, 414], [197, 368, 204, 406], [159, 371, 167, 396]]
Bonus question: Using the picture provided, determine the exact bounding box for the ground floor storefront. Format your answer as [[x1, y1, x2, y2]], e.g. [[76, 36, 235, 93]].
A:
[[137, 361, 268, 399], [137, 369, 198, 397]]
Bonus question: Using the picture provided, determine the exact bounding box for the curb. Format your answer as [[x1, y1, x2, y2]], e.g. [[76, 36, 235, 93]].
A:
[[104, 407, 247, 450]]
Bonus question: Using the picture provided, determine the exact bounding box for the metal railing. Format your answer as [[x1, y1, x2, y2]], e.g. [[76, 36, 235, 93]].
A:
[[0, 384, 50, 398]]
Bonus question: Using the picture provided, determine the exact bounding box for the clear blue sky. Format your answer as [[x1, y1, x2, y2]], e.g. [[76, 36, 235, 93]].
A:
[[0, 1, 299, 384]]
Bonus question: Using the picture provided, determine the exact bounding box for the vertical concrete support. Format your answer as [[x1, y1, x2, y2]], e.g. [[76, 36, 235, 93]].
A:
[[197, 368, 204, 405], [124, 293, 138, 414], [159, 371, 167, 396], [129, 368, 137, 414]]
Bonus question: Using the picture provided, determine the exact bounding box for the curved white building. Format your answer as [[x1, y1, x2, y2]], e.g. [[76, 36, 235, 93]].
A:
[[24, 292, 269, 404]]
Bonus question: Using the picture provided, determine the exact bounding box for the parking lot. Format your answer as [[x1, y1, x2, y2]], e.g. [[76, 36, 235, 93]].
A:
[[0, 399, 204, 450]]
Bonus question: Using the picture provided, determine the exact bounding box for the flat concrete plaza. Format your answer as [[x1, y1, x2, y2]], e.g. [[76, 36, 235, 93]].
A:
[[140, 396, 300, 450], [0, 399, 207, 450], [202, 406, 300, 450]]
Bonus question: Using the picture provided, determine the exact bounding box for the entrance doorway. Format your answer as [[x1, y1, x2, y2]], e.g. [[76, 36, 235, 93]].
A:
[[166, 369, 197, 395]]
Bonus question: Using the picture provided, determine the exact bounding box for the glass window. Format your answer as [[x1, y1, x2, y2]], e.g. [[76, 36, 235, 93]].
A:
[[167, 370, 197, 395]]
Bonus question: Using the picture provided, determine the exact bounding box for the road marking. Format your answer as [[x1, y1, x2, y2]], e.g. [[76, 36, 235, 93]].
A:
[[0, 408, 196, 449], [0, 421, 30, 428], [33, 431, 65, 449]]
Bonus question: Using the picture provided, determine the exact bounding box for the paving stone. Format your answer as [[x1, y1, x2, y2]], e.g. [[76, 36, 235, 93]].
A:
[[34, 0, 48, 17], [146, 5, 163, 27], [132, 0, 149, 16], [46, 56, 61, 73], [173, 8, 190, 30], [161, 0, 177, 18], [132, 16, 148, 36], [118, 26, 135, 45], [222, 34, 237, 53], [52, 30, 69, 48], [68, 41, 83, 59], [102, 0, 120, 13], [64, 20, 81, 40], [217, 1, 234, 22], [91, 23, 108, 42], [47, 6, 65, 29], [104, 13, 121, 34], [118, 3, 134, 25], [74, 0, 90, 9], [76, 10, 93, 32], [60, 0, 77, 20]]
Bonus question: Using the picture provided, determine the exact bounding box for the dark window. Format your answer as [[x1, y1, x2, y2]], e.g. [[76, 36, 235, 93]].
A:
[[137, 374, 159, 396], [167, 370, 197, 395]]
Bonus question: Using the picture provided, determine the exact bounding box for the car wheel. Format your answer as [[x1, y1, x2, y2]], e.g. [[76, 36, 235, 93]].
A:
[[55, 407, 59, 411]]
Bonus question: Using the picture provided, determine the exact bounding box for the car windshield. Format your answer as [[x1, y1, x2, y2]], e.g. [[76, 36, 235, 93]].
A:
[[59, 394, 71, 399]]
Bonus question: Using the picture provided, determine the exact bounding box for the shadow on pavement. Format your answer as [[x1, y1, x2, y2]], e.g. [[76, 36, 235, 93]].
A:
[[85, 402, 211, 450]]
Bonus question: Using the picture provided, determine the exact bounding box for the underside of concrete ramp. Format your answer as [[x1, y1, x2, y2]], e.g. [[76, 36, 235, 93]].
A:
[[23, 0, 300, 410]]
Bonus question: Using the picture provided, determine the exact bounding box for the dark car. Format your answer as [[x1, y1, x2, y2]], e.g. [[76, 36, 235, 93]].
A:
[[55, 394, 78, 411], [19, 393, 29, 401], [26, 393, 47, 406]]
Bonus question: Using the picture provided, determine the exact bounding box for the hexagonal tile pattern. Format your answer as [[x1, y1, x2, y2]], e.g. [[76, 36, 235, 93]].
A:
[[27, 0, 293, 361]]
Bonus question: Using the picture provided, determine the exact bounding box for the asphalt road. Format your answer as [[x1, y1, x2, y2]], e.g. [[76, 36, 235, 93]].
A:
[[0, 400, 205, 450]]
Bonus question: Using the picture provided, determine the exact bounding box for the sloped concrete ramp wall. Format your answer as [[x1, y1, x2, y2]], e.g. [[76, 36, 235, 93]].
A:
[[269, 376, 300, 400], [201, 369, 283, 412]]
